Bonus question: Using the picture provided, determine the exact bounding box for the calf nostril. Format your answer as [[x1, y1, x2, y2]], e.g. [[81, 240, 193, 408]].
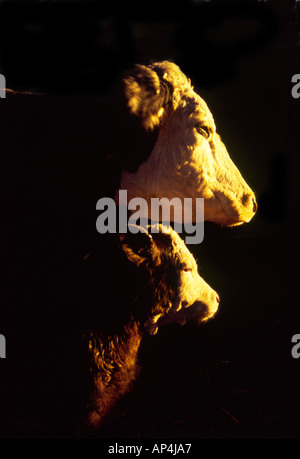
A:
[[252, 197, 257, 214], [216, 294, 220, 303]]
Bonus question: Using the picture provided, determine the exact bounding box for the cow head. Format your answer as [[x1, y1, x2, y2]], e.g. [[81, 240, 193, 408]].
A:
[[120, 61, 257, 226]]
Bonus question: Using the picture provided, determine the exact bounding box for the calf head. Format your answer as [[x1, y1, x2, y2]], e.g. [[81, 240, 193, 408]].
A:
[[120, 61, 257, 226], [120, 225, 219, 335]]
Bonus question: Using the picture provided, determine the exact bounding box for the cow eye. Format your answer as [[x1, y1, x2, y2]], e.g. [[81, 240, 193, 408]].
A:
[[181, 265, 192, 273], [195, 123, 210, 139]]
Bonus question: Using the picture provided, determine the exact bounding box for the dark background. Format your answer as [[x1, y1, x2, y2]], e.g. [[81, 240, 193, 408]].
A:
[[0, 0, 300, 439]]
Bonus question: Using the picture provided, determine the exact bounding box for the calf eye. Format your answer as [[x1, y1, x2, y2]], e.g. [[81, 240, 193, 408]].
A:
[[195, 123, 210, 139]]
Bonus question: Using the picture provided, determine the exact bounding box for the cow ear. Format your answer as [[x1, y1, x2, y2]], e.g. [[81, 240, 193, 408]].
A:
[[119, 225, 160, 266], [123, 64, 171, 130]]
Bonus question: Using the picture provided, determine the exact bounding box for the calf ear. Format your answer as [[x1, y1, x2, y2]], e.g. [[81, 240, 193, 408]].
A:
[[123, 64, 171, 130], [120, 226, 160, 266]]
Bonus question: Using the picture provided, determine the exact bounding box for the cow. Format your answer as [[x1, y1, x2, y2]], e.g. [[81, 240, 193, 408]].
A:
[[3, 60, 256, 237]]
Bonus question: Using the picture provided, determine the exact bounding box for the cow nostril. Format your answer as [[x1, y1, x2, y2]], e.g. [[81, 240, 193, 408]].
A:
[[242, 194, 257, 214], [216, 294, 220, 303], [252, 197, 257, 214]]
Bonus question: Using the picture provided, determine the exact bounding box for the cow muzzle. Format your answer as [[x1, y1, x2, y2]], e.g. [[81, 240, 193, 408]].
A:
[[233, 191, 257, 225]]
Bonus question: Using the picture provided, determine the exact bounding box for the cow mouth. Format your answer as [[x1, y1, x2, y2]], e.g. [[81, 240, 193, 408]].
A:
[[227, 220, 245, 227], [208, 192, 256, 227], [206, 212, 246, 227], [158, 300, 217, 327], [179, 301, 218, 324]]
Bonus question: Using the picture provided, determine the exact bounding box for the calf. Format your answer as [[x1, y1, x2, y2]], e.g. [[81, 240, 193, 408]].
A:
[[72, 225, 219, 432]]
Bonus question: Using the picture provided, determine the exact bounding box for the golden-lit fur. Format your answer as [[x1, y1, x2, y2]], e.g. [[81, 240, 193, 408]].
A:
[[120, 61, 257, 226], [81, 225, 219, 430]]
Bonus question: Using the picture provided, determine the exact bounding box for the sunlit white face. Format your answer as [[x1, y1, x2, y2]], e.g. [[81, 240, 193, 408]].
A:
[[150, 90, 257, 226], [121, 61, 257, 227]]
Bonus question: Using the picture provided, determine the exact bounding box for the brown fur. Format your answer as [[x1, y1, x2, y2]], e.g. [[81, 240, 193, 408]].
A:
[[74, 225, 219, 432]]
